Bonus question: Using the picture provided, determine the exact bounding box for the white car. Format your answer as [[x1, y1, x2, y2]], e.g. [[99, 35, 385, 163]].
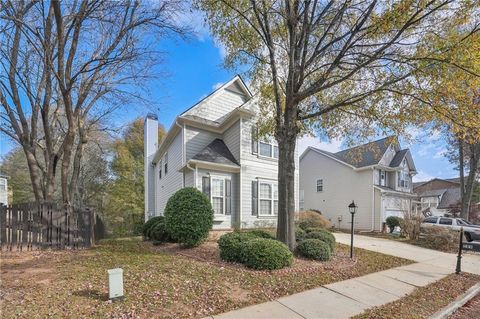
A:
[[421, 216, 480, 242]]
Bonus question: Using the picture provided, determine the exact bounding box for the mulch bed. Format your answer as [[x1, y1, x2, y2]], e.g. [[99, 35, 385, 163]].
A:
[[449, 292, 480, 319], [153, 241, 357, 274]]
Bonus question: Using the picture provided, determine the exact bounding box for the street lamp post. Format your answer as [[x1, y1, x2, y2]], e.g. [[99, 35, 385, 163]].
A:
[[348, 200, 357, 259]]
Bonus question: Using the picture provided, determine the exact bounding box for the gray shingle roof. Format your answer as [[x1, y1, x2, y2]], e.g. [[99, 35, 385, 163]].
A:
[[328, 136, 396, 168], [438, 187, 461, 209], [192, 139, 239, 166], [389, 149, 409, 167]]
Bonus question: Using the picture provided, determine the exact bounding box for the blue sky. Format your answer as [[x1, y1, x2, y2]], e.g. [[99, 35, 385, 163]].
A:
[[0, 16, 458, 182]]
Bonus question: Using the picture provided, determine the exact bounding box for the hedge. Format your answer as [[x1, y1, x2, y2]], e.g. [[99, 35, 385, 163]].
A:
[[304, 229, 336, 251], [296, 239, 331, 261], [239, 238, 293, 270]]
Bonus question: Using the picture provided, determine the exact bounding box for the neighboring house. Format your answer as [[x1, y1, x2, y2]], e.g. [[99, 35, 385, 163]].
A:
[[299, 137, 417, 231], [0, 174, 8, 205], [144, 76, 299, 229], [413, 178, 461, 216]]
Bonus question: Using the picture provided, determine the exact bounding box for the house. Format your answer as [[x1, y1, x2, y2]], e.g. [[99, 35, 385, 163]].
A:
[[299, 137, 417, 231], [413, 178, 461, 216], [144, 76, 299, 229], [0, 174, 8, 205]]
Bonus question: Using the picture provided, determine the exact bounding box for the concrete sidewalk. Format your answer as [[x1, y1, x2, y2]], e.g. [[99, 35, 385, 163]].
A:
[[206, 234, 480, 319]]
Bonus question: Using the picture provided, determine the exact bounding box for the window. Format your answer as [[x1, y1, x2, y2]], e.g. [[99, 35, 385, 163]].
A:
[[380, 170, 386, 186], [439, 218, 453, 225], [397, 171, 409, 188], [159, 159, 162, 179], [203, 176, 231, 215], [258, 181, 278, 216], [316, 179, 323, 192], [255, 132, 279, 159], [423, 217, 438, 224], [164, 152, 168, 175], [0, 179, 5, 191], [211, 178, 224, 215], [251, 127, 258, 154], [259, 142, 272, 157]]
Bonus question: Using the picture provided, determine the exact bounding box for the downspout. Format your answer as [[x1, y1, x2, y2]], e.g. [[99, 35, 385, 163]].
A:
[[176, 120, 185, 187], [371, 167, 375, 231]]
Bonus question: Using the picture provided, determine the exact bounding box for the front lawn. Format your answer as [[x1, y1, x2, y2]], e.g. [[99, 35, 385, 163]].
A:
[[1, 237, 412, 318]]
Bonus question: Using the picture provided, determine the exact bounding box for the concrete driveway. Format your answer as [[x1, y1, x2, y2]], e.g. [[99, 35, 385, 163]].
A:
[[334, 233, 480, 275]]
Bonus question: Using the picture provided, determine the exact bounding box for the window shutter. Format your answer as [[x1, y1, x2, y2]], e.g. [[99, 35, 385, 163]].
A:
[[252, 180, 258, 216], [251, 127, 258, 154], [202, 176, 211, 199], [225, 180, 231, 215]]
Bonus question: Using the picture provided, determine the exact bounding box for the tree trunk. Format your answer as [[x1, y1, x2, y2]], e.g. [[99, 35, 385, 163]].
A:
[[459, 138, 466, 218], [61, 130, 76, 205], [462, 143, 480, 220], [69, 126, 88, 205], [23, 147, 44, 203]]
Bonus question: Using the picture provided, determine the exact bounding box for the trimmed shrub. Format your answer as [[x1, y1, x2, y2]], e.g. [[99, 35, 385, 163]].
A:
[[239, 238, 293, 270], [295, 228, 306, 242], [142, 216, 163, 239], [296, 211, 331, 230], [150, 219, 171, 243], [296, 239, 331, 261], [304, 227, 327, 233], [305, 230, 336, 251], [164, 187, 214, 247], [218, 232, 257, 262], [246, 229, 276, 239], [417, 227, 459, 252], [386, 216, 401, 233]]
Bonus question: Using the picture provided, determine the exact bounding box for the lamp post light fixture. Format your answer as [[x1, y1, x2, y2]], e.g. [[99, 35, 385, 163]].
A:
[[348, 200, 358, 259]]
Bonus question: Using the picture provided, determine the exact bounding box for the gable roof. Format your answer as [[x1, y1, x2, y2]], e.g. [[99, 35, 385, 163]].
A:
[[413, 177, 461, 191], [332, 136, 397, 168], [192, 139, 239, 166], [438, 187, 461, 209], [389, 149, 409, 167]]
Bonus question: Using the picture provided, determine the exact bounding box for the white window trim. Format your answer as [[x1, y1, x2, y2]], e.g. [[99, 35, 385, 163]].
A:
[[316, 179, 323, 192], [257, 139, 279, 160], [209, 175, 231, 216], [258, 180, 278, 216]]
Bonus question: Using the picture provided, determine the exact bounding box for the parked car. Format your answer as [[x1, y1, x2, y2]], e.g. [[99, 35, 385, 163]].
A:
[[421, 216, 480, 242]]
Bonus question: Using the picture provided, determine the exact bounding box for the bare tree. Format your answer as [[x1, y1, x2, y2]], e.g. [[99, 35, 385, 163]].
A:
[[1, 0, 188, 204], [197, 0, 479, 249]]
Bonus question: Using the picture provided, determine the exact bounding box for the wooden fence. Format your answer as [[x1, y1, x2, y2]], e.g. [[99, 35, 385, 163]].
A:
[[0, 202, 94, 251]]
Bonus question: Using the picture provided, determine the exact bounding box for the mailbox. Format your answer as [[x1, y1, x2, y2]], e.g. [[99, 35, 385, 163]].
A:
[[107, 268, 124, 300]]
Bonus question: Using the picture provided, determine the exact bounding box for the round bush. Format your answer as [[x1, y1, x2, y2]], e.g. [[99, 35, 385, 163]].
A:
[[150, 219, 171, 243], [295, 228, 306, 242], [142, 216, 163, 238], [218, 232, 257, 262], [296, 239, 331, 261], [386, 216, 401, 233], [245, 229, 276, 239], [297, 211, 331, 230], [305, 230, 336, 252], [239, 238, 293, 270], [164, 187, 214, 247]]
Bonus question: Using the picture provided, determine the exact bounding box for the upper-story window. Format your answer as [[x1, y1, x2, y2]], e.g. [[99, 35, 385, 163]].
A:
[[0, 179, 6, 191], [316, 179, 323, 192], [159, 159, 162, 179], [397, 171, 409, 188], [379, 170, 386, 186], [251, 127, 278, 159], [164, 152, 168, 175]]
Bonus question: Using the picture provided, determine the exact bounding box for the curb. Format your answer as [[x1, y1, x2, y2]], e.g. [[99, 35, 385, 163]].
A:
[[429, 282, 480, 319]]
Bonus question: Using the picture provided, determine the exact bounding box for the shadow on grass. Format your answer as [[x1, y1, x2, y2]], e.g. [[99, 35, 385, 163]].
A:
[[73, 289, 109, 301]]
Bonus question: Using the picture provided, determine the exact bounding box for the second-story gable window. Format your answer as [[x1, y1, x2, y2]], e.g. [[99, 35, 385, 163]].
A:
[[379, 170, 386, 186], [397, 171, 409, 188], [316, 179, 323, 192], [164, 152, 168, 175], [251, 127, 258, 154]]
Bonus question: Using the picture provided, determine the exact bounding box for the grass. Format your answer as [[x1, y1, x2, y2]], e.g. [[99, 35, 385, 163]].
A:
[[353, 273, 480, 319], [1, 237, 412, 318]]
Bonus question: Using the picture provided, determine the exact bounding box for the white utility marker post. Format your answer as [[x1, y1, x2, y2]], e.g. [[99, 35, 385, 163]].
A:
[[107, 268, 124, 301]]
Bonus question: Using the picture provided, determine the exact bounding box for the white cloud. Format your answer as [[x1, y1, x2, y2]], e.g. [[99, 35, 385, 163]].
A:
[[212, 82, 224, 90], [297, 135, 342, 155], [432, 148, 447, 159], [417, 142, 435, 157], [413, 170, 434, 182]]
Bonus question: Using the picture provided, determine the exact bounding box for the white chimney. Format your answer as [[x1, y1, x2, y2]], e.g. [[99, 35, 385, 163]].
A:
[[144, 113, 158, 220]]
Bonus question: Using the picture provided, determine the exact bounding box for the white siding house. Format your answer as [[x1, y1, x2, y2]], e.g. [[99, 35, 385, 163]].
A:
[[300, 137, 417, 231], [144, 76, 299, 229], [0, 174, 8, 205]]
